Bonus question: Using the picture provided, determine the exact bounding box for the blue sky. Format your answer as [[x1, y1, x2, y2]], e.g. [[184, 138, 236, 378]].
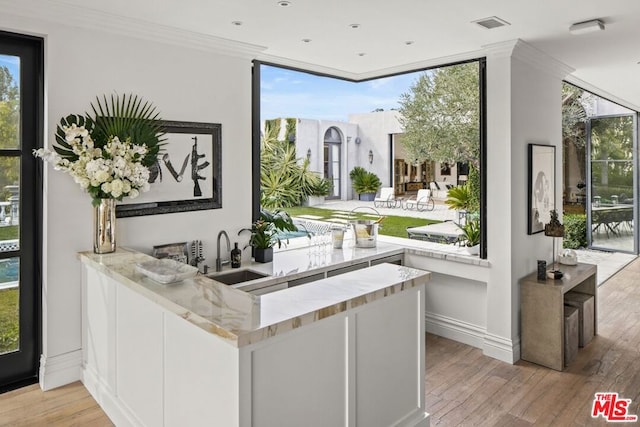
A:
[[0, 55, 20, 85], [261, 65, 426, 122]]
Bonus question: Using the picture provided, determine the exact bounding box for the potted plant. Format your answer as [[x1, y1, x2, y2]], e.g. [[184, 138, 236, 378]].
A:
[[458, 218, 480, 255], [350, 167, 381, 201], [240, 209, 298, 263]]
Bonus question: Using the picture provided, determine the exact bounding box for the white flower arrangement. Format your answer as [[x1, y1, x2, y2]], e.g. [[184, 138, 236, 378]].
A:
[[35, 125, 150, 204], [33, 94, 165, 206]]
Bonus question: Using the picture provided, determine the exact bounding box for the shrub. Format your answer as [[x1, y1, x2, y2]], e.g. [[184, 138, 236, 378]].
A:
[[445, 185, 472, 211], [349, 166, 367, 182], [260, 124, 329, 209], [563, 214, 587, 249], [467, 165, 481, 213], [351, 170, 381, 194]]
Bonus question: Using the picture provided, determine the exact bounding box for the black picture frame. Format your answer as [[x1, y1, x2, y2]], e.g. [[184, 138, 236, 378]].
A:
[[528, 143, 555, 234], [116, 120, 222, 217]]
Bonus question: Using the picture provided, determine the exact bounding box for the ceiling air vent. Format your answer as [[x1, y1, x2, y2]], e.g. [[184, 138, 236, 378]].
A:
[[472, 16, 510, 30]]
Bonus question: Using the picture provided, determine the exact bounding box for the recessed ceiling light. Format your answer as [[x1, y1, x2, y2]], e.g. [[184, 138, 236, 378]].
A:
[[349, 23, 361, 29], [231, 21, 243, 26], [569, 19, 605, 35], [404, 41, 414, 45], [472, 16, 510, 29], [277, 0, 291, 6], [302, 38, 312, 43], [357, 52, 366, 57]]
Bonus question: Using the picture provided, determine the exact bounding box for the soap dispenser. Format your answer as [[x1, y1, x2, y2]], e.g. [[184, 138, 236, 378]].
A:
[[231, 242, 242, 268]]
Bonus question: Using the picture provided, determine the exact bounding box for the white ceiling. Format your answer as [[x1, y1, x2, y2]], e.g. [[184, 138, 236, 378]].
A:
[[14, 0, 640, 109]]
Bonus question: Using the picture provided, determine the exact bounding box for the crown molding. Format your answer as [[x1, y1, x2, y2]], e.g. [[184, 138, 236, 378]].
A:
[[483, 39, 574, 79], [482, 39, 519, 59], [0, 0, 266, 60]]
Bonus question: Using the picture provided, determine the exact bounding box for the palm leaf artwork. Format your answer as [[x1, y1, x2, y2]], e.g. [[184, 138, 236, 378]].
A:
[[89, 94, 166, 167], [53, 114, 95, 162]]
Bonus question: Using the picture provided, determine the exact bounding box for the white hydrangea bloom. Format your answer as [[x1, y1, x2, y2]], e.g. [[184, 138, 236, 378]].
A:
[[34, 130, 154, 203]]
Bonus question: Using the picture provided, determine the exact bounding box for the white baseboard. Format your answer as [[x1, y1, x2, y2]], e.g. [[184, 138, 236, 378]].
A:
[[39, 350, 82, 391], [425, 312, 485, 349], [483, 332, 520, 364], [425, 312, 519, 364]]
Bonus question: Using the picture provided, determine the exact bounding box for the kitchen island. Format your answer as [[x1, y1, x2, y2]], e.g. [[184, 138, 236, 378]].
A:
[[80, 246, 431, 427]]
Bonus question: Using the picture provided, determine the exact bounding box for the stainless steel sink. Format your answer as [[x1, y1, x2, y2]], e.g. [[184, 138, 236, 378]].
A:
[[207, 269, 269, 285]]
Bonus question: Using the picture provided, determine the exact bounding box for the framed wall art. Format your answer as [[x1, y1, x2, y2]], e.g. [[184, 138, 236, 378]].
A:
[[528, 143, 555, 234], [116, 120, 222, 217]]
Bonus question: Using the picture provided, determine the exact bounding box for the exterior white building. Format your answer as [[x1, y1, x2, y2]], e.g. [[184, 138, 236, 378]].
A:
[[269, 110, 463, 202]]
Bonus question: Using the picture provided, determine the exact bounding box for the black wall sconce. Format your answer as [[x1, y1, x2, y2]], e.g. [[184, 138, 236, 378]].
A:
[[368, 150, 374, 164], [307, 148, 312, 161]]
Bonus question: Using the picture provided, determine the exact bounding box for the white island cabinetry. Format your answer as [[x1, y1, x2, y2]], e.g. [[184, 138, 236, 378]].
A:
[[80, 249, 430, 427]]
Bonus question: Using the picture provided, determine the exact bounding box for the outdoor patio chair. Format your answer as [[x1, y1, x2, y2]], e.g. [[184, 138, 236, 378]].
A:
[[404, 189, 434, 211], [374, 187, 399, 208]]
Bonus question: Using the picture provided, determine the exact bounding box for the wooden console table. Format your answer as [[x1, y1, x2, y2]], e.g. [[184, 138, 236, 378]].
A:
[[519, 262, 597, 371]]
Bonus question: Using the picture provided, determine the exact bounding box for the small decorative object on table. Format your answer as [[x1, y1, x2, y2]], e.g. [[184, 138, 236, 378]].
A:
[[537, 260, 547, 281], [33, 93, 164, 254], [544, 209, 565, 279], [239, 209, 299, 263], [559, 248, 578, 266]]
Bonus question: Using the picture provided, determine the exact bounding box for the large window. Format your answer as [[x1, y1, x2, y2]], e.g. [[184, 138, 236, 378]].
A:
[[562, 82, 638, 254], [253, 60, 486, 258]]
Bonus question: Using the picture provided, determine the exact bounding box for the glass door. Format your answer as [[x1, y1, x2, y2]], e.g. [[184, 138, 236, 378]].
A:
[[324, 143, 341, 199], [587, 114, 636, 253], [0, 32, 43, 391]]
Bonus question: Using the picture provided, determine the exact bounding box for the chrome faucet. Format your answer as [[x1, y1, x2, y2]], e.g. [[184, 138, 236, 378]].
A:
[[216, 230, 231, 272]]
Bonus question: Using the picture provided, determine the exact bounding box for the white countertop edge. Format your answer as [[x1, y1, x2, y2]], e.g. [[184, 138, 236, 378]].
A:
[[78, 246, 430, 348], [377, 235, 491, 267]]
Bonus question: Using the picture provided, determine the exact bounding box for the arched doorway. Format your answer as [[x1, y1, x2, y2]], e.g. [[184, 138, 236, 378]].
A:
[[324, 127, 342, 199]]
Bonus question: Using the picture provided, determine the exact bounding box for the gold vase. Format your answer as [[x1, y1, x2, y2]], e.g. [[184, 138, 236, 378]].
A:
[[93, 198, 116, 254]]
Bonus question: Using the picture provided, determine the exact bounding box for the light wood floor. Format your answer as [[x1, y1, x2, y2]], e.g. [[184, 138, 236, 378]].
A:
[[0, 381, 112, 426], [426, 257, 640, 426], [1, 258, 639, 426]]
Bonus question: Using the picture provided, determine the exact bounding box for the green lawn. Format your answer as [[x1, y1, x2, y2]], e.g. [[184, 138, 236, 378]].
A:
[[282, 206, 439, 239], [0, 226, 19, 241], [0, 288, 19, 354]]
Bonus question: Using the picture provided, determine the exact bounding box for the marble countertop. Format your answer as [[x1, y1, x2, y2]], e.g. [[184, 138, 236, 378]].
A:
[[79, 243, 430, 347]]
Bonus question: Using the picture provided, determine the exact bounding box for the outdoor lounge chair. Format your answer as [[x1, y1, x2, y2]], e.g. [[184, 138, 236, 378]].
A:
[[404, 189, 434, 211], [374, 187, 399, 208]]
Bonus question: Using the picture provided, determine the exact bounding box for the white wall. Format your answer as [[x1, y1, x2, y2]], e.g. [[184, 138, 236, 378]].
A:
[[296, 118, 358, 199], [483, 41, 570, 361], [0, 10, 256, 389], [349, 110, 402, 189]]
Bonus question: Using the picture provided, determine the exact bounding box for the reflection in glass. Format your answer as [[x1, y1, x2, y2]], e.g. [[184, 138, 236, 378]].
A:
[[0, 257, 19, 354], [0, 157, 20, 249], [590, 116, 634, 252], [0, 54, 21, 150]]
